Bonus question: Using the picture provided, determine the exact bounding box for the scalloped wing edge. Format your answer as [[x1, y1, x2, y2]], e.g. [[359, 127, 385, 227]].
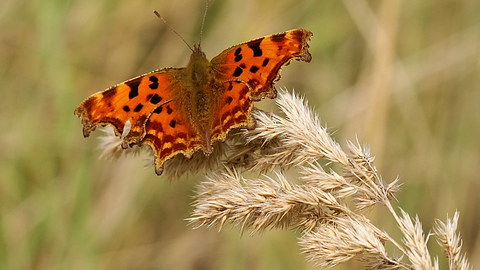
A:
[[73, 68, 181, 147]]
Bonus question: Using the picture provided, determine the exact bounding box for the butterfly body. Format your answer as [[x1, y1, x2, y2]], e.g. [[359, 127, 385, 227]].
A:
[[171, 44, 217, 153], [75, 29, 313, 175]]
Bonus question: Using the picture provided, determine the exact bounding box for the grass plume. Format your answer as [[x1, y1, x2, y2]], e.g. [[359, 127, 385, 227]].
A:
[[185, 90, 471, 269], [97, 90, 471, 269]]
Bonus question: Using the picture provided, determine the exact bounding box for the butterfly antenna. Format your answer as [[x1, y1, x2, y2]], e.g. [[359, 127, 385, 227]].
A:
[[198, 0, 211, 46], [154, 10, 194, 52]]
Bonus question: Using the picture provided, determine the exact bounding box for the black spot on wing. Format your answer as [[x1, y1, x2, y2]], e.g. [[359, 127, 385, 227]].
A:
[[149, 76, 159, 90], [233, 67, 243, 77], [271, 33, 286, 42], [153, 106, 162, 114], [123, 105, 130, 112], [262, 58, 269, 67], [150, 94, 162, 104], [248, 39, 263, 57], [166, 105, 173, 115], [169, 119, 176, 128], [102, 86, 117, 98], [249, 66, 259, 73], [126, 78, 141, 99], [234, 47, 243, 62], [134, 104, 144, 112]]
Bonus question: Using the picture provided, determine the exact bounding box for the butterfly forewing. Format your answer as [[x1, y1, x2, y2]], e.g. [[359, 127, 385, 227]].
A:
[[74, 68, 184, 147], [210, 29, 312, 101]]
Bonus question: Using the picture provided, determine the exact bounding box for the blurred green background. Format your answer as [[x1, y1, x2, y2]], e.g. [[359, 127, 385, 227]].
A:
[[1, 0, 479, 269]]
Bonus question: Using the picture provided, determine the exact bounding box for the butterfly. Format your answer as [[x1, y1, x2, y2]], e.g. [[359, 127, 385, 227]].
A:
[[75, 29, 312, 175]]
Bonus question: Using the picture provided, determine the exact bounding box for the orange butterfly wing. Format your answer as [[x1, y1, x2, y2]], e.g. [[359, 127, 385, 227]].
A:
[[210, 81, 254, 142], [141, 100, 204, 175], [74, 68, 187, 148], [210, 29, 312, 101], [209, 29, 312, 141]]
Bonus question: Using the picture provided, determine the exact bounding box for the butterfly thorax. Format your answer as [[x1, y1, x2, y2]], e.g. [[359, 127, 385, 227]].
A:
[[185, 44, 216, 153], [187, 44, 209, 84]]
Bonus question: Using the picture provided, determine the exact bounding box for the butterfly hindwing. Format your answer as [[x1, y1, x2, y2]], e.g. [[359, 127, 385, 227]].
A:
[[141, 100, 204, 175], [210, 81, 254, 142]]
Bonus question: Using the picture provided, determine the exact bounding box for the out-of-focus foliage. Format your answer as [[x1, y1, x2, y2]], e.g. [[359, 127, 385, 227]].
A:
[[1, 0, 479, 269]]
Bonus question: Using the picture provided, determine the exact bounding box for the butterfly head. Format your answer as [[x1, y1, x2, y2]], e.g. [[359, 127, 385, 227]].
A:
[[192, 43, 206, 56], [188, 44, 209, 71]]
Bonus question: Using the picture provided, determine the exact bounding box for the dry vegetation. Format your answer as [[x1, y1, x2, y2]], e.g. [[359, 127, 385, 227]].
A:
[[102, 90, 473, 269], [1, 0, 479, 269]]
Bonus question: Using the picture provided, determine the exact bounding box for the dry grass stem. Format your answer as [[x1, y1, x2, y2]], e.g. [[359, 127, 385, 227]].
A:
[[188, 90, 472, 269], [98, 90, 472, 269], [190, 169, 333, 233]]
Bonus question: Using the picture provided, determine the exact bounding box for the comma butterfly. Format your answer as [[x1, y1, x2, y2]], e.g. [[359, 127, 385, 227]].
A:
[[75, 27, 312, 175]]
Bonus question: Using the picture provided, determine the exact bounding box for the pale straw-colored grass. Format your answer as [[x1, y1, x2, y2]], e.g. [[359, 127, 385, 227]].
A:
[[98, 90, 471, 269]]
